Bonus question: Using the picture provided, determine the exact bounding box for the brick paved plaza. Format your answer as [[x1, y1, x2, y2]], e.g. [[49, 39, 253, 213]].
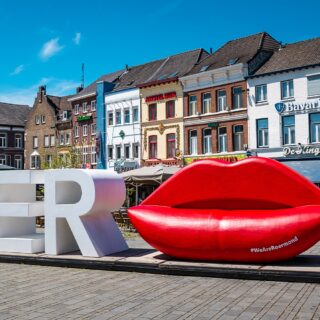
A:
[[0, 262, 319, 320]]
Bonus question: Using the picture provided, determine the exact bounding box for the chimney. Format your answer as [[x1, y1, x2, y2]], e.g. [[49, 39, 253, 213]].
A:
[[76, 86, 83, 94], [125, 64, 130, 72], [38, 85, 46, 103], [209, 48, 213, 54]]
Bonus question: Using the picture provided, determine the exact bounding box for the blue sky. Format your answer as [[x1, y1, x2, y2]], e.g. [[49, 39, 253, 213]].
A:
[[0, 0, 319, 105]]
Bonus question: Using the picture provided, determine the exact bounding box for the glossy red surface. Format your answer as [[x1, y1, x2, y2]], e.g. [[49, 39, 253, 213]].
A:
[[128, 157, 320, 262]]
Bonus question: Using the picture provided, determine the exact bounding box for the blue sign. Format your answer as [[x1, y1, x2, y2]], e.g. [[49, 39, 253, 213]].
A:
[[275, 102, 285, 113]]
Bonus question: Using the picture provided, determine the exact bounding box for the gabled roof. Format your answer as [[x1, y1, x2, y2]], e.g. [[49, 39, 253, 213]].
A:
[[186, 32, 279, 76], [72, 69, 124, 99], [253, 37, 320, 76], [0, 102, 30, 126], [138, 49, 209, 87], [112, 59, 167, 92], [47, 95, 72, 111]]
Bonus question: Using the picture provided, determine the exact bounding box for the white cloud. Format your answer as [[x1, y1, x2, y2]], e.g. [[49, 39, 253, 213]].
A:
[[73, 32, 81, 45], [39, 38, 64, 61], [9, 64, 25, 76], [0, 78, 80, 106]]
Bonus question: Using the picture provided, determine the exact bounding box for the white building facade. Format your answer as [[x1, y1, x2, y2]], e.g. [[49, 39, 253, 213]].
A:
[[247, 66, 320, 159], [105, 88, 141, 170]]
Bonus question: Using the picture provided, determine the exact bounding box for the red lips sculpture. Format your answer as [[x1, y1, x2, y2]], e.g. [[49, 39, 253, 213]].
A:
[[128, 157, 320, 262]]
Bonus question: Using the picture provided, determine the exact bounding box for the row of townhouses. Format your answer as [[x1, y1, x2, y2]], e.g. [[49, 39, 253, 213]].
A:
[[0, 32, 319, 179]]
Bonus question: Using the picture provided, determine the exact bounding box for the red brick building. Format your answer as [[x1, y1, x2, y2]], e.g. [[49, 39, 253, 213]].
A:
[[180, 32, 280, 164], [68, 70, 123, 169], [0, 102, 30, 169]]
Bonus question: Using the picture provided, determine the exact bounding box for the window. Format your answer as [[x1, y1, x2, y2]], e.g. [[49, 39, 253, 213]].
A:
[[202, 93, 211, 114], [91, 100, 96, 111], [233, 125, 244, 151], [124, 144, 130, 159], [65, 133, 71, 145], [281, 80, 294, 99], [31, 155, 40, 169], [45, 154, 52, 168], [149, 135, 157, 159], [91, 124, 96, 135], [108, 145, 113, 160], [189, 130, 197, 155], [14, 155, 22, 169], [232, 87, 243, 109], [116, 145, 121, 159], [0, 133, 7, 147], [166, 100, 175, 118], [41, 115, 45, 124], [282, 116, 295, 145], [124, 109, 130, 124], [75, 126, 79, 138], [62, 111, 69, 121], [167, 133, 176, 158], [15, 134, 23, 148], [33, 136, 38, 148], [44, 135, 50, 147], [203, 129, 212, 154], [60, 134, 65, 145], [218, 127, 228, 152], [189, 96, 197, 116], [35, 115, 41, 125], [257, 119, 269, 147], [217, 90, 227, 111], [91, 146, 97, 164], [255, 85, 267, 103], [83, 125, 88, 136], [74, 104, 80, 115], [308, 75, 320, 97], [148, 104, 157, 121], [133, 107, 139, 122], [108, 112, 114, 126], [50, 135, 55, 146], [133, 143, 139, 158], [0, 154, 6, 165], [116, 111, 121, 125], [82, 102, 87, 113], [310, 113, 320, 143]]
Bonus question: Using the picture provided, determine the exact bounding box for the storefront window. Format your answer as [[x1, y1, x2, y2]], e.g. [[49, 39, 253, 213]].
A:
[[166, 100, 175, 118], [203, 128, 212, 154], [149, 135, 157, 159], [310, 113, 320, 143], [189, 130, 197, 155], [189, 96, 197, 116], [232, 87, 243, 109], [217, 90, 227, 111], [233, 125, 244, 151], [202, 93, 211, 114], [149, 104, 157, 121], [281, 80, 294, 99], [166, 133, 176, 158], [218, 127, 227, 152], [282, 115, 295, 145], [257, 118, 269, 147], [255, 85, 267, 103]]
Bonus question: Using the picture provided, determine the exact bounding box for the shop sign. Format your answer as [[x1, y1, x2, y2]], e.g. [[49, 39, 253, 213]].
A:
[[146, 91, 176, 103], [208, 122, 219, 128], [283, 144, 320, 157], [77, 114, 92, 121], [184, 154, 246, 165], [275, 98, 320, 114]]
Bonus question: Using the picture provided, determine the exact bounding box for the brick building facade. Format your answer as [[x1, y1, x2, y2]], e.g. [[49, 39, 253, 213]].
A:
[[25, 86, 73, 169], [0, 102, 30, 169]]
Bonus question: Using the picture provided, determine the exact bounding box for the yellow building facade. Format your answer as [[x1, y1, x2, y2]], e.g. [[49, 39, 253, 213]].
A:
[[140, 81, 184, 166]]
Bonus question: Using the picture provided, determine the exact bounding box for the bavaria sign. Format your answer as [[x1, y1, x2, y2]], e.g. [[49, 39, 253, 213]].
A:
[[275, 98, 320, 114], [0, 170, 128, 257]]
